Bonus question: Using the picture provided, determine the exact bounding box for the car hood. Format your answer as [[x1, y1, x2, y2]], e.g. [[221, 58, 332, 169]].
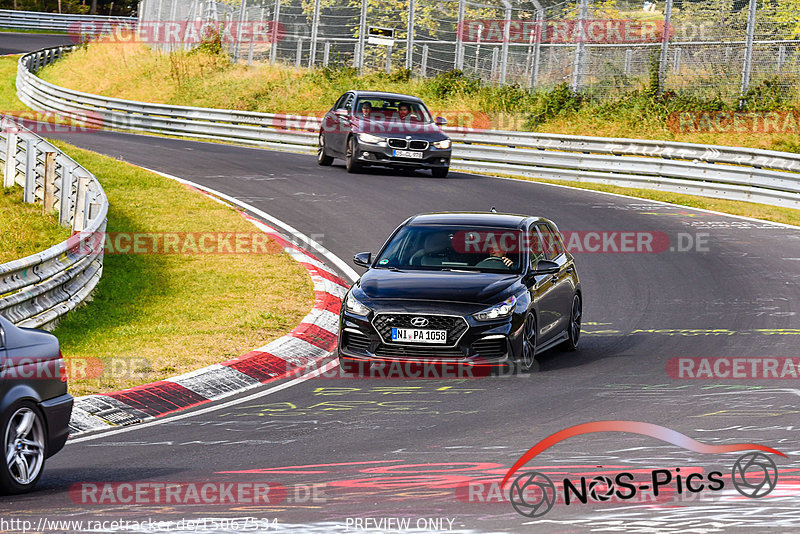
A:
[[357, 268, 520, 305], [352, 118, 447, 140]]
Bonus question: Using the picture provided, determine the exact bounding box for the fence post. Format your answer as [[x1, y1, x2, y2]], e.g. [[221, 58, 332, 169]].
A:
[[72, 175, 90, 232], [624, 48, 632, 76], [529, 7, 543, 88], [24, 139, 36, 204], [323, 41, 330, 66], [385, 44, 392, 73], [406, 0, 415, 70], [500, 0, 511, 85], [491, 47, 499, 82], [455, 0, 465, 70], [309, 0, 321, 68], [673, 46, 681, 74], [358, 0, 367, 72], [658, 0, 673, 94], [778, 44, 786, 71], [740, 0, 758, 102], [570, 0, 588, 91], [421, 44, 428, 77], [233, 0, 247, 63], [270, 0, 281, 65], [3, 133, 16, 188], [475, 24, 482, 73], [59, 162, 74, 227], [43, 151, 57, 214], [296, 38, 303, 68]]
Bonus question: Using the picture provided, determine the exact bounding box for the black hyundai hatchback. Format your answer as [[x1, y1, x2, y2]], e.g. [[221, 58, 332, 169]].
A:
[[338, 212, 582, 373], [317, 91, 452, 177]]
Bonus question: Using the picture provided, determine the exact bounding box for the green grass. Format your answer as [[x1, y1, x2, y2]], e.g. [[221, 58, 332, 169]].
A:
[[46, 142, 314, 397], [0, 185, 70, 263]]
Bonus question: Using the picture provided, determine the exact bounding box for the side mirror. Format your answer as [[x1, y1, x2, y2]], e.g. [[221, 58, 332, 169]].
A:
[[435, 116, 447, 126], [335, 108, 349, 118], [353, 252, 372, 268], [533, 260, 559, 274]]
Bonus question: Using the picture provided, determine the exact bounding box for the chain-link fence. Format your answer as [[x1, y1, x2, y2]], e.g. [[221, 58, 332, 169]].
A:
[[136, 0, 800, 100]]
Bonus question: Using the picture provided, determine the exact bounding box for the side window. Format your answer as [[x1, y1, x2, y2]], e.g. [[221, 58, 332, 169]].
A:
[[536, 224, 562, 261], [343, 94, 355, 112], [547, 224, 565, 256], [333, 93, 347, 110], [528, 226, 544, 267]]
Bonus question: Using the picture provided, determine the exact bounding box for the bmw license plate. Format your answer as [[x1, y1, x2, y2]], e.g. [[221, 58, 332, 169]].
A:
[[391, 328, 447, 344], [393, 149, 423, 159]]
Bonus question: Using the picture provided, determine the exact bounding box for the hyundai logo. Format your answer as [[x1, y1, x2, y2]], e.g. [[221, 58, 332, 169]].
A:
[[410, 317, 429, 327]]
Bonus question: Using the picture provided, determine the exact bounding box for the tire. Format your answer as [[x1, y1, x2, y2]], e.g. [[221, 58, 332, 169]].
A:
[[317, 134, 334, 166], [563, 293, 582, 352], [345, 136, 362, 173], [515, 313, 540, 373], [431, 167, 449, 178], [0, 401, 47, 494]]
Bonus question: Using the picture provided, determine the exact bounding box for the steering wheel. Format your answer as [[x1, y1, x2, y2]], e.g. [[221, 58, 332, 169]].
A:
[[482, 256, 513, 268]]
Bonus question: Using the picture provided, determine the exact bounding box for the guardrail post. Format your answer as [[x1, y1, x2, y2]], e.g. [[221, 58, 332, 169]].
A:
[[72, 175, 90, 232], [24, 138, 36, 204], [59, 162, 74, 226], [43, 151, 57, 214], [421, 44, 428, 77], [3, 133, 17, 188]]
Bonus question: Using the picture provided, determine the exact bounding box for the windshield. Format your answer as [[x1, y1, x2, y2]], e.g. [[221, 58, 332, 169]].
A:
[[355, 98, 433, 123], [374, 225, 524, 273]]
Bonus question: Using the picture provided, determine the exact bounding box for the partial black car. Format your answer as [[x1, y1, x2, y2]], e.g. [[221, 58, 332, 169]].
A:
[[337, 212, 582, 374], [0, 315, 73, 494], [318, 91, 452, 178]]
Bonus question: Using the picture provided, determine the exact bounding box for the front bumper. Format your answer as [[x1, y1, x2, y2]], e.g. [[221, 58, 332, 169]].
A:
[[40, 393, 73, 457], [353, 139, 451, 168], [338, 307, 523, 367]]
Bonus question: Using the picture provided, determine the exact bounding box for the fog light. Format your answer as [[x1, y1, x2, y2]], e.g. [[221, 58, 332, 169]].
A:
[[362, 152, 369, 158]]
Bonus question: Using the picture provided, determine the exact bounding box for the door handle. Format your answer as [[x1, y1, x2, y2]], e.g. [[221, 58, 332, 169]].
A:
[[550, 274, 559, 283]]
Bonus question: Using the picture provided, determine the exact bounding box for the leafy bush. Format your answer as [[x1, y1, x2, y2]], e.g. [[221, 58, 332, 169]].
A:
[[423, 70, 481, 99], [525, 83, 584, 128]]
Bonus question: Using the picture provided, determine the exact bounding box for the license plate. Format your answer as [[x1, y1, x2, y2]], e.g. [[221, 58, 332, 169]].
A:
[[391, 328, 447, 344], [393, 149, 424, 159]]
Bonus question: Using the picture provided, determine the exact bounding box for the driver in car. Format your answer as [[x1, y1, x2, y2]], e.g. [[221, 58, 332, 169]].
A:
[[475, 242, 514, 269]]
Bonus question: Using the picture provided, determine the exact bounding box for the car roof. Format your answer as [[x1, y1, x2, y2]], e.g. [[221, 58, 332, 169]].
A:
[[407, 212, 546, 229], [350, 91, 424, 103]]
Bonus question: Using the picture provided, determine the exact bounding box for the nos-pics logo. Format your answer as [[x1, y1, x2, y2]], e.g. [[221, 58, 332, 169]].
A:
[[502, 421, 784, 518]]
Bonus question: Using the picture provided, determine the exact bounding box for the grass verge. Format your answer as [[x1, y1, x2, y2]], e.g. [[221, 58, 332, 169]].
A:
[[47, 141, 314, 397], [0, 185, 70, 263]]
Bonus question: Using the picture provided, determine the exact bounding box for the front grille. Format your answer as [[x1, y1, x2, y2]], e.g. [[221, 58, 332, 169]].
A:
[[372, 314, 468, 345], [343, 330, 371, 353], [409, 140, 429, 150], [471, 337, 507, 358], [388, 138, 407, 149], [374, 344, 466, 359]]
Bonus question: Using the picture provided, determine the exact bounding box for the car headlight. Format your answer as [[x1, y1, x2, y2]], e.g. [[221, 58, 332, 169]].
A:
[[433, 139, 451, 149], [345, 291, 372, 316], [358, 133, 386, 145], [473, 295, 516, 321]]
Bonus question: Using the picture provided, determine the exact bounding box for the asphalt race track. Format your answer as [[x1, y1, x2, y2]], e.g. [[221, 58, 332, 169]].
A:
[[3, 34, 800, 533]]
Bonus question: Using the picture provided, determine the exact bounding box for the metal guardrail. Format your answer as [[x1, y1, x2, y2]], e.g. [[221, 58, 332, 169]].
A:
[[16, 45, 800, 210], [0, 9, 135, 32], [0, 115, 107, 330]]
